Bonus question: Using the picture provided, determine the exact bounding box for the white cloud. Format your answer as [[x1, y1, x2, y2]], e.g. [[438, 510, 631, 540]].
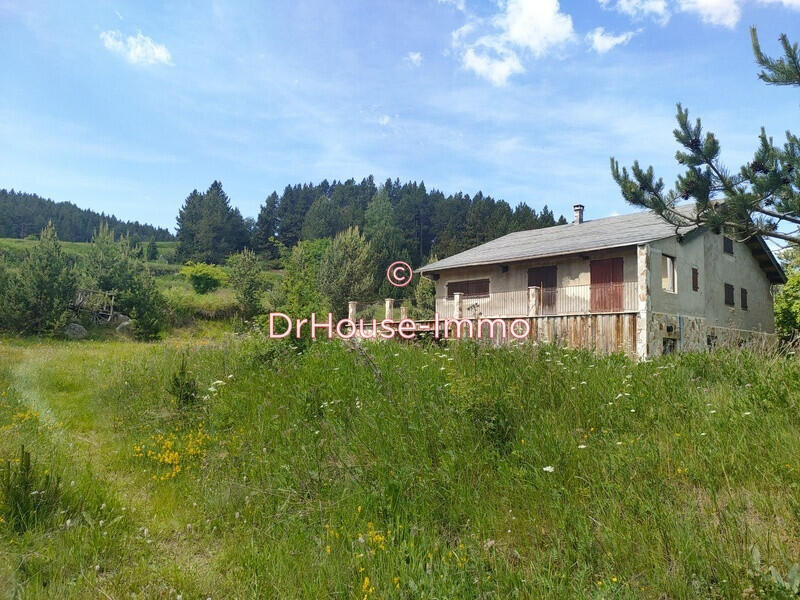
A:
[[378, 115, 390, 126], [451, 0, 575, 86], [586, 27, 637, 53], [599, 0, 670, 22], [676, 0, 741, 27], [100, 30, 173, 65], [405, 51, 423, 67]]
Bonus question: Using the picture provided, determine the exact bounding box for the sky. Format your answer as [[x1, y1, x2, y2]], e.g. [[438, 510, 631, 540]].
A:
[[1, 0, 799, 231]]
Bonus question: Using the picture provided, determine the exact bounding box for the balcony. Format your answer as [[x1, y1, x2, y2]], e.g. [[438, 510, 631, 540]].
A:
[[435, 281, 639, 319]]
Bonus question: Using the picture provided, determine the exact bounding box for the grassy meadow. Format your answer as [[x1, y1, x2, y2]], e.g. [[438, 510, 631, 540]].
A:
[[1, 331, 800, 598]]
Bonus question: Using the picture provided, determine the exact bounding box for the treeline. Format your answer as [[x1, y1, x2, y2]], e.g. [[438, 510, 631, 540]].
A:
[[0, 189, 173, 242], [178, 177, 567, 266]]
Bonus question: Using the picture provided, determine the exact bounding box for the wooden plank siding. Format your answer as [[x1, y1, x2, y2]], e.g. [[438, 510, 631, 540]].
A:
[[431, 313, 638, 356], [529, 313, 637, 355]]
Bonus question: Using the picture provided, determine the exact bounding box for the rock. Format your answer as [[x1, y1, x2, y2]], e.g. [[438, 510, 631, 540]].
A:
[[116, 320, 134, 336], [111, 313, 131, 325], [65, 323, 87, 340]]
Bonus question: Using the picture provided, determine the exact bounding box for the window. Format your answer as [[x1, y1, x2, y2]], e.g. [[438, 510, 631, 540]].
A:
[[741, 288, 748, 310], [692, 267, 699, 292], [663, 338, 676, 355], [527, 266, 557, 289], [528, 266, 557, 311], [661, 254, 676, 293], [724, 283, 735, 306], [723, 236, 734, 255], [446, 279, 489, 299]]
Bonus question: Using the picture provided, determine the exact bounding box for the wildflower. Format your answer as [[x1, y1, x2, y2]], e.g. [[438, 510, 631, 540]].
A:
[[743, 411, 751, 416], [326, 545, 331, 553], [578, 444, 587, 449], [542, 466, 554, 473]]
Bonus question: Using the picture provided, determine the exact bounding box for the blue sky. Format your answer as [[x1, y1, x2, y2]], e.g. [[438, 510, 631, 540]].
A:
[[1, 0, 799, 231]]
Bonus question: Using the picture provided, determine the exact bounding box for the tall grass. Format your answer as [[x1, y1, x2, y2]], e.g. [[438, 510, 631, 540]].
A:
[[1, 335, 799, 597]]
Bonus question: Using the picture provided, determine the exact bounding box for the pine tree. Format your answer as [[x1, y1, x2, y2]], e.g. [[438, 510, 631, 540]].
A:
[[176, 181, 250, 263], [318, 227, 376, 320], [11, 223, 77, 335], [252, 192, 281, 258], [611, 28, 800, 245], [146, 239, 159, 261]]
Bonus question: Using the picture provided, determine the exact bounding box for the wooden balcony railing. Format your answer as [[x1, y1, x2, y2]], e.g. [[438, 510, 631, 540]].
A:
[[435, 281, 639, 319]]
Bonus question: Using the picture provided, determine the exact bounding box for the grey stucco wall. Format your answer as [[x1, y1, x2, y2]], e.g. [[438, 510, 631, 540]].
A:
[[649, 232, 775, 332]]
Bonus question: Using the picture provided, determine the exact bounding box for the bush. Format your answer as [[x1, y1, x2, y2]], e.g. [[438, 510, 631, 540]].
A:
[[167, 356, 198, 408], [146, 239, 159, 261], [1, 445, 61, 533], [776, 271, 800, 341], [227, 249, 267, 319], [181, 262, 228, 294], [8, 223, 78, 335], [318, 227, 375, 319], [118, 270, 165, 341]]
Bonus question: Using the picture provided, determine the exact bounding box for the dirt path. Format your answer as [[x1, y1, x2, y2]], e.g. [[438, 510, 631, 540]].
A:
[[6, 341, 223, 595]]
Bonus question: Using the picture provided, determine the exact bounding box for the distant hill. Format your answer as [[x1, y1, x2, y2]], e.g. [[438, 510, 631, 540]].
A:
[[0, 189, 173, 242]]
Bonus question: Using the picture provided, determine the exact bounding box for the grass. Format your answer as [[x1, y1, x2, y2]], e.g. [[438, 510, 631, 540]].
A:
[[0, 237, 177, 266], [0, 335, 799, 598]]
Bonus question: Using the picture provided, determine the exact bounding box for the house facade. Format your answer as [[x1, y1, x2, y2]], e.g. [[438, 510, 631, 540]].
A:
[[417, 205, 785, 358]]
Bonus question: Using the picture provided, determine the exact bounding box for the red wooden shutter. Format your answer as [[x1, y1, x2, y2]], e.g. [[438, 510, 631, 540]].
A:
[[590, 257, 623, 312]]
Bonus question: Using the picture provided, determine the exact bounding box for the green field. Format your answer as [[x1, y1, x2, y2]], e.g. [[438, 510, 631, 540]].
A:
[[0, 238, 178, 266], [1, 333, 799, 598]]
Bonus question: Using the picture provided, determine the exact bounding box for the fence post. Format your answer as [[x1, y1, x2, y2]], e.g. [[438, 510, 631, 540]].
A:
[[348, 301, 357, 322], [384, 298, 394, 321], [400, 305, 408, 321], [453, 292, 463, 319], [528, 286, 541, 317]]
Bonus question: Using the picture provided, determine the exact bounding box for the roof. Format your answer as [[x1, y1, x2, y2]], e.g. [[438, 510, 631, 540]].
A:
[[419, 210, 690, 273]]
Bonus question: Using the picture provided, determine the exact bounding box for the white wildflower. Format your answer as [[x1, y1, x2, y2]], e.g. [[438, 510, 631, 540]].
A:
[[542, 466, 555, 473]]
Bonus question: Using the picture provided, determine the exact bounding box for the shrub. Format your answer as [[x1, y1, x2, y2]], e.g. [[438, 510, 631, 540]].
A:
[[82, 223, 139, 294], [227, 249, 267, 319], [318, 227, 375, 319], [146, 239, 159, 261], [775, 271, 800, 341], [278, 238, 331, 317], [181, 262, 228, 294], [118, 270, 165, 341], [1, 445, 61, 533], [413, 272, 436, 319], [0, 259, 12, 331], [167, 356, 198, 408], [10, 223, 78, 335]]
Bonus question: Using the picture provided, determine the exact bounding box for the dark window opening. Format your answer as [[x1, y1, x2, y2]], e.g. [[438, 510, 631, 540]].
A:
[[663, 338, 676, 355], [528, 266, 557, 310], [446, 279, 489, 299], [741, 288, 748, 310], [723, 236, 734, 255], [724, 283, 735, 306], [692, 267, 699, 292]]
